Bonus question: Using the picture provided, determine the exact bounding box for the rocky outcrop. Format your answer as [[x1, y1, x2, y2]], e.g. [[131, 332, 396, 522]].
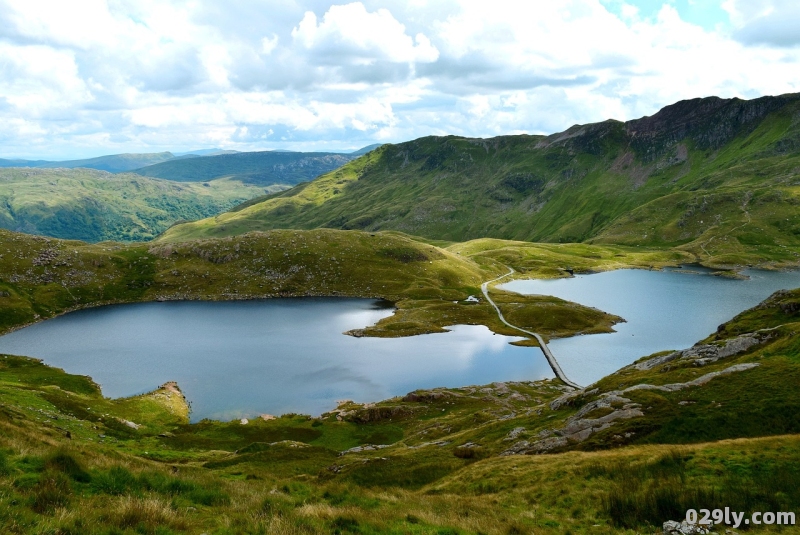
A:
[[505, 360, 761, 455], [633, 331, 771, 371], [340, 444, 391, 455], [663, 520, 712, 534], [622, 363, 760, 394], [402, 391, 453, 402], [338, 405, 420, 423], [503, 393, 643, 455]]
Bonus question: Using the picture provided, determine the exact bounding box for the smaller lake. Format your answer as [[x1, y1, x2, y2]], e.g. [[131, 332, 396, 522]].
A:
[[500, 268, 800, 386], [0, 298, 554, 421]]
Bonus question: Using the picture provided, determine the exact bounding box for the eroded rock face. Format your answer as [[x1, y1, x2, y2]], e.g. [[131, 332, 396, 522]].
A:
[[663, 519, 712, 534], [502, 393, 643, 455], [504, 360, 761, 455], [634, 331, 771, 371]]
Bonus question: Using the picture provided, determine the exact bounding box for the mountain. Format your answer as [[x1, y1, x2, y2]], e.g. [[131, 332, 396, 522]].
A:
[[159, 93, 800, 267], [132, 150, 355, 185], [0, 168, 281, 242], [173, 148, 240, 157], [350, 143, 384, 155], [0, 152, 175, 172]]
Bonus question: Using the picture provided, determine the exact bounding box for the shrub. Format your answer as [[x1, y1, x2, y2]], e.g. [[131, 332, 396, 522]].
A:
[[44, 450, 91, 483], [111, 496, 184, 532], [31, 471, 71, 513], [0, 450, 10, 476], [187, 486, 230, 506], [92, 466, 138, 495]]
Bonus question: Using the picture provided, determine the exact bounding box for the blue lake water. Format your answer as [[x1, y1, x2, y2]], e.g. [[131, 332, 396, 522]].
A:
[[500, 268, 800, 387], [0, 298, 553, 421], [1, 268, 797, 420]]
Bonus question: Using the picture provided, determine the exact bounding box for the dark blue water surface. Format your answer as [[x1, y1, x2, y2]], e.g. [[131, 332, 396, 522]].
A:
[[0, 298, 552, 421], [500, 268, 800, 386]]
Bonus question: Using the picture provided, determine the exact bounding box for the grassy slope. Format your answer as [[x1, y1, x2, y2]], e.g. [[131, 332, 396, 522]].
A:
[[1, 288, 799, 533], [0, 227, 689, 343], [160, 95, 800, 268], [0, 168, 283, 242], [133, 151, 355, 186]]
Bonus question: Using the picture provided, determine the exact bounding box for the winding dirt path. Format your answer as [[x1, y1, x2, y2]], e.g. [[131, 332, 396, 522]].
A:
[[481, 267, 582, 389]]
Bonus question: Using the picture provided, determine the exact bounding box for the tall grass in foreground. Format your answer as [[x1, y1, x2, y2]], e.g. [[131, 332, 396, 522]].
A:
[[593, 450, 800, 529]]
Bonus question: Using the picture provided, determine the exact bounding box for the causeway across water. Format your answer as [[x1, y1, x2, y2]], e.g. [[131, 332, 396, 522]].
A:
[[481, 267, 582, 389]]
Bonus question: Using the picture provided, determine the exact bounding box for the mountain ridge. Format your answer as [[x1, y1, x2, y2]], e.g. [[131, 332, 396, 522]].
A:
[[131, 150, 356, 185], [0, 152, 175, 173], [159, 93, 800, 269]]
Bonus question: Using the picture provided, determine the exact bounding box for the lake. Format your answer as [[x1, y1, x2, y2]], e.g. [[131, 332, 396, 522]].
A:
[[499, 267, 800, 386], [0, 298, 553, 421], [1, 268, 797, 420]]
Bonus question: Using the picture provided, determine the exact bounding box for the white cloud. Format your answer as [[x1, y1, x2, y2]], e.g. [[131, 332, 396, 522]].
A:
[[0, 0, 797, 159], [723, 0, 800, 47], [291, 3, 438, 64]]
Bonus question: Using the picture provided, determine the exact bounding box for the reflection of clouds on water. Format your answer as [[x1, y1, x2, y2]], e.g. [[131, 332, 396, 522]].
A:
[[355, 325, 522, 382], [333, 308, 394, 331], [0, 299, 553, 420], [293, 364, 382, 392]]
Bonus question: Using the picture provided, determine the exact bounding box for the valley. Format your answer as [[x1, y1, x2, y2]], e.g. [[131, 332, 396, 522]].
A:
[[0, 148, 374, 243], [0, 168, 280, 242]]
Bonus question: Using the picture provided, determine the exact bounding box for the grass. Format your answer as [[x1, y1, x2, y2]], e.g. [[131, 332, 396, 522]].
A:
[[0, 227, 692, 343], [2, 368, 798, 534]]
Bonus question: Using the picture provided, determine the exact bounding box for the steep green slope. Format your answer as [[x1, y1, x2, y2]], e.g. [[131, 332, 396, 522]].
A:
[[161, 94, 800, 267], [0, 152, 175, 172], [133, 150, 355, 185], [0, 168, 281, 242]]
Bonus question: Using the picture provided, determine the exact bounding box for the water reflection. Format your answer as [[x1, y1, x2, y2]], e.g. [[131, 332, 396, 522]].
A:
[[0, 298, 554, 420]]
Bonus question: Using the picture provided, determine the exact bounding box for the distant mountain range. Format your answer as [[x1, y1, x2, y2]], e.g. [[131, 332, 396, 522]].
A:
[[0, 152, 175, 173], [131, 151, 355, 185], [160, 93, 800, 267], [0, 168, 279, 242], [0, 145, 385, 241], [0, 145, 383, 179]]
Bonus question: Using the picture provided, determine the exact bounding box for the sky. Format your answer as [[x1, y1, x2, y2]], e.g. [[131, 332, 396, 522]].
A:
[[1, 0, 799, 160]]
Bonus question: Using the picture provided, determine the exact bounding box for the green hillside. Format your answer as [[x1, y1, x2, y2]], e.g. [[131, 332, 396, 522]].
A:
[[1, 227, 685, 341], [0, 152, 175, 173], [0, 168, 282, 242], [160, 94, 800, 268], [133, 151, 355, 185]]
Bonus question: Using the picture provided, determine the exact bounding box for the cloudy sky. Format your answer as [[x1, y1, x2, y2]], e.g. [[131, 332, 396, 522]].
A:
[[1, 0, 799, 159]]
